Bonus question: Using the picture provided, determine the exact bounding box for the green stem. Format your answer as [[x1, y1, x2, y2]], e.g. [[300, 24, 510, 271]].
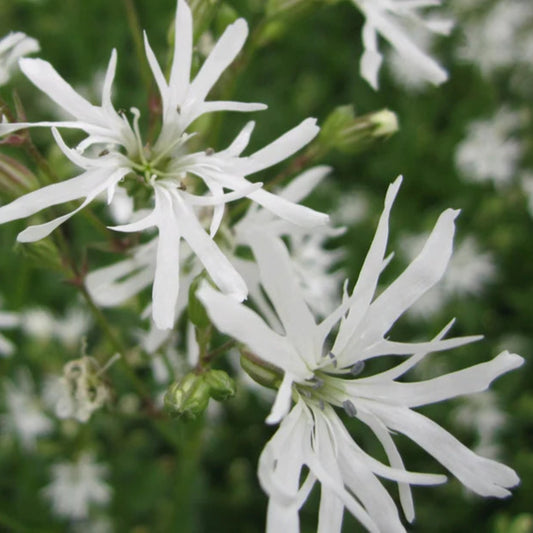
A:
[[171, 417, 205, 531], [121, 0, 153, 95]]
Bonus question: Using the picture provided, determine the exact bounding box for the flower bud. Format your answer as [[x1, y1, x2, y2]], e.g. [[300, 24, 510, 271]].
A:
[[318, 105, 399, 155], [204, 369, 236, 401], [240, 351, 283, 390], [164, 373, 211, 420], [0, 153, 39, 198], [15, 238, 65, 274], [188, 274, 211, 328]]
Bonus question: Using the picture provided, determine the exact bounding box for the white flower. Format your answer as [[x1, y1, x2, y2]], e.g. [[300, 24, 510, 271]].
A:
[[455, 108, 524, 186], [198, 177, 522, 532], [0, 306, 19, 357], [233, 166, 344, 317], [43, 452, 111, 520], [21, 307, 56, 340], [350, 0, 452, 89], [387, 23, 437, 91], [456, 1, 533, 76], [453, 391, 507, 460], [520, 171, 533, 217], [20, 306, 90, 347], [400, 234, 496, 318], [0, 0, 327, 329], [0, 32, 39, 86], [1, 369, 52, 450]]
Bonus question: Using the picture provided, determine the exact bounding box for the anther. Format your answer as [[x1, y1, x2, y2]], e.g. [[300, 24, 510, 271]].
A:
[[327, 351, 338, 368], [176, 105, 181, 114], [205, 147, 215, 156], [310, 377, 324, 390], [342, 400, 357, 418], [350, 361, 365, 376], [98, 149, 109, 157]]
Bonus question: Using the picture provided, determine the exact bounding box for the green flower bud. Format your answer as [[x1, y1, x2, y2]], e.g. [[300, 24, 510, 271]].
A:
[[164, 373, 211, 420], [205, 369, 236, 401], [318, 105, 399, 155], [14, 237, 66, 274], [0, 153, 39, 199], [240, 351, 283, 390], [188, 274, 211, 328]]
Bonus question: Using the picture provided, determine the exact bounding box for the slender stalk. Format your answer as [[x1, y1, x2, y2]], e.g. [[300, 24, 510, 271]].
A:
[[121, 0, 153, 94]]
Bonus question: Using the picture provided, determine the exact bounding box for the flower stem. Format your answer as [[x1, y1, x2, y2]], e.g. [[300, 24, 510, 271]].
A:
[[121, 0, 153, 94]]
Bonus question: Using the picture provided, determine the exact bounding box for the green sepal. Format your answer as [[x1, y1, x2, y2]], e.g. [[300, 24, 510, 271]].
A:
[[188, 273, 211, 329], [240, 351, 283, 390], [164, 373, 211, 420], [205, 369, 236, 401]]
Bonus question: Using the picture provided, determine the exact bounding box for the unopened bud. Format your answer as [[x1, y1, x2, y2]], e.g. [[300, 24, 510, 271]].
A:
[[370, 109, 399, 138], [0, 153, 39, 198], [164, 373, 211, 420], [15, 238, 65, 274], [240, 351, 283, 390], [188, 274, 211, 328], [318, 105, 399, 155], [204, 369, 236, 401]]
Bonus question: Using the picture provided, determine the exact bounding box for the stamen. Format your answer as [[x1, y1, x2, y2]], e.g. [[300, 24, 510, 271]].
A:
[[205, 147, 215, 156], [342, 399, 357, 418], [96, 353, 121, 376], [327, 351, 338, 368], [350, 361, 365, 376], [130, 107, 146, 164], [318, 400, 325, 411], [311, 377, 324, 389]]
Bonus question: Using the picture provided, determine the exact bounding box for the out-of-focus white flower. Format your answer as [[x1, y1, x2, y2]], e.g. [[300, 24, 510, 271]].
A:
[[53, 308, 91, 349], [0, 32, 39, 86], [2, 369, 52, 449], [233, 166, 344, 318], [400, 234, 496, 318], [520, 171, 533, 217], [0, 307, 19, 357], [43, 452, 111, 520], [21, 307, 56, 340], [387, 24, 436, 91], [349, 0, 452, 89], [199, 177, 522, 532], [455, 108, 524, 186], [333, 189, 369, 227], [456, 1, 533, 76], [21, 306, 90, 348], [454, 391, 507, 459], [0, 0, 327, 330]]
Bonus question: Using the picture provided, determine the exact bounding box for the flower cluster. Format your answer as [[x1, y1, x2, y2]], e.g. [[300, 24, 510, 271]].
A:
[[0, 0, 327, 330]]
